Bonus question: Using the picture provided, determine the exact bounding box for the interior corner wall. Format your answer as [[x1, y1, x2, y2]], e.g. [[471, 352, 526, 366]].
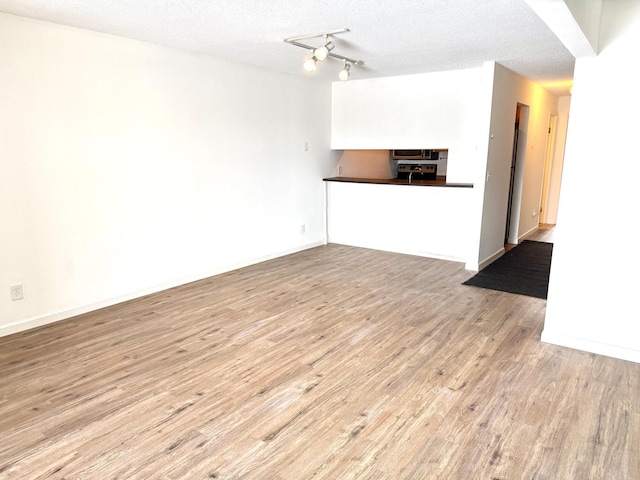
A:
[[476, 63, 560, 267], [0, 13, 335, 336], [542, 0, 640, 363]]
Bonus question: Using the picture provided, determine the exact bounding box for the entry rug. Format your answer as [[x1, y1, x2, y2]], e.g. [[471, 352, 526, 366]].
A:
[[463, 240, 553, 299]]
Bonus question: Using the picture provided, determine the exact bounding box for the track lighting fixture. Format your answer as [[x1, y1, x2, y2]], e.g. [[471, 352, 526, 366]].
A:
[[284, 28, 363, 81]]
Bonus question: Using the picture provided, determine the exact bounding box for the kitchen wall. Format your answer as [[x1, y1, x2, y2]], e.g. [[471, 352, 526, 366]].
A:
[[331, 68, 484, 185], [543, 0, 640, 363], [330, 67, 491, 269], [330, 63, 561, 271], [0, 13, 335, 336]]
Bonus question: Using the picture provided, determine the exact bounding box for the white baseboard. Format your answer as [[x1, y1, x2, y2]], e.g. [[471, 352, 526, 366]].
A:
[[470, 246, 505, 272], [0, 241, 325, 339], [327, 240, 466, 265], [541, 330, 640, 364], [519, 224, 539, 242]]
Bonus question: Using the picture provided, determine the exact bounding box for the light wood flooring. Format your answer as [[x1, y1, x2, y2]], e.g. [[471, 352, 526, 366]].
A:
[[1, 236, 638, 479], [506, 223, 555, 251], [524, 224, 555, 243]]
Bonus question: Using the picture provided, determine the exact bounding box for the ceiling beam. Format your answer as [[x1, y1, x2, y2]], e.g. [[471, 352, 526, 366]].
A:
[[525, 0, 601, 57]]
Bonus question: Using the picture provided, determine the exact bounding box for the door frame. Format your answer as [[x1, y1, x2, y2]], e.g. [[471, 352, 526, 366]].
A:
[[540, 113, 557, 224], [505, 103, 529, 245]]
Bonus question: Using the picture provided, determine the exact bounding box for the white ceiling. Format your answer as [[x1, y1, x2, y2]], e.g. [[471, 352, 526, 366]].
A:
[[0, 0, 579, 95]]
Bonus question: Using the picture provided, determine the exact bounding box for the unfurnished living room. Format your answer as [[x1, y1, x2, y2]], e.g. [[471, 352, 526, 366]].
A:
[[1, 1, 639, 479]]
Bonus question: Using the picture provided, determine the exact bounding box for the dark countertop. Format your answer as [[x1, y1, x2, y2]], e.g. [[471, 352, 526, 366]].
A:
[[323, 176, 474, 188]]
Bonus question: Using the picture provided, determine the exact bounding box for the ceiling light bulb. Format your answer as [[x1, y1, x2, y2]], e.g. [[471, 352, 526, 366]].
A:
[[314, 41, 334, 62], [339, 63, 351, 81], [303, 56, 317, 73]]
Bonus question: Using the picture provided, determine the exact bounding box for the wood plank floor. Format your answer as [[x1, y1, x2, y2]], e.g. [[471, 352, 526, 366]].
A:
[[1, 240, 638, 479]]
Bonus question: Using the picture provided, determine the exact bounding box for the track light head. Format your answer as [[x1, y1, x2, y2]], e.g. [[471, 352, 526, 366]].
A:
[[338, 62, 351, 81], [303, 56, 317, 73], [314, 39, 335, 62]]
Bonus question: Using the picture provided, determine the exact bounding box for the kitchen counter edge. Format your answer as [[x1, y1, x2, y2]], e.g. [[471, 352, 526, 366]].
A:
[[323, 177, 474, 188]]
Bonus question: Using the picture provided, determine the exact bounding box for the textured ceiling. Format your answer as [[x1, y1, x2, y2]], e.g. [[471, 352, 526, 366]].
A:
[[0, 0, 577, 94]]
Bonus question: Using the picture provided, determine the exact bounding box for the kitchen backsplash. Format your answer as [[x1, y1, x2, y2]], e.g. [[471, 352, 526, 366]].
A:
[[335, 149, 448, 178]]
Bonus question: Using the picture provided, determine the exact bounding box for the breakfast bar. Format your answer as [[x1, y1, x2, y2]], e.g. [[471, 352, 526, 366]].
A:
[[324, 177, 475, 265], [323, 176, 474, 188]]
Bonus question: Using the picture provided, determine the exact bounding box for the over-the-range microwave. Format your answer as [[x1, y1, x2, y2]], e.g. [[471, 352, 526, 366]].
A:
[[391, 149, 439, 160]]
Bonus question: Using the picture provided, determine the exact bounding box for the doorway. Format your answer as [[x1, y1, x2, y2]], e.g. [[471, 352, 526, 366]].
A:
[[540, 114, 557, 224], [505, 103, 529, 245]]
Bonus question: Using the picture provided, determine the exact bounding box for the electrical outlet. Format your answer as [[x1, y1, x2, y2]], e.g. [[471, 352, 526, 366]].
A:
[[10, 284, 23, 301], [301, 224, 306, 234]]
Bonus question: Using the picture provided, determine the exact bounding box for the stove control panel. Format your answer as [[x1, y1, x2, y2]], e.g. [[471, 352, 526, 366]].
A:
[[397, 163, 437, 174]]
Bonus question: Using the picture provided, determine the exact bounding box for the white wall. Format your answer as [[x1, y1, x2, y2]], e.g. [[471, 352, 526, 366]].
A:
[[0, 14, 336, 336], [475, 63, 560, 267], [331, 68, 484, 184], [542, 0, 640, 363]]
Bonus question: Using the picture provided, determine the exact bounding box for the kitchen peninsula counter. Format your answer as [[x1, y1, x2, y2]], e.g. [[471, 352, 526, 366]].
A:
[[324, 176, 474, 265], [324, 176, 473, 188]]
